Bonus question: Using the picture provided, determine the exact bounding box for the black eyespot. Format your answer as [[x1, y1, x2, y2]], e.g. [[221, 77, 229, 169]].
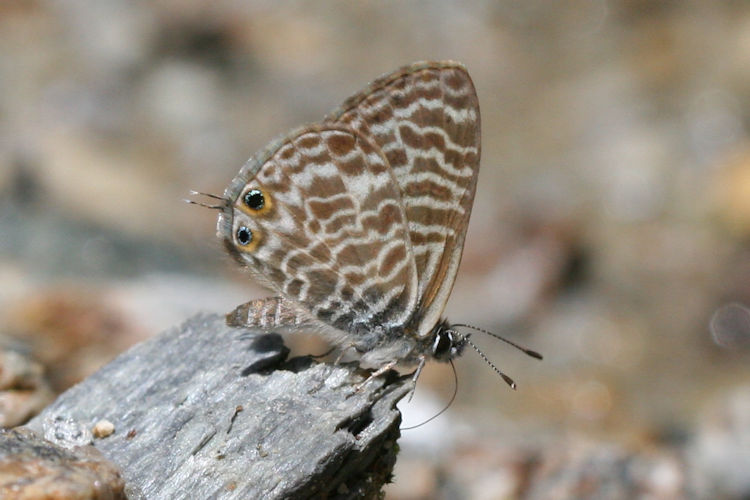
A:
[[243, 189, 265, 210], [236, 226, 253, 245]]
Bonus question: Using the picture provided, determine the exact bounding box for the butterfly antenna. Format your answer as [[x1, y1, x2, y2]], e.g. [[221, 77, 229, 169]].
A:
[[452, 323, 543, 360], [401, 360, 459, 430], [464, 335, 517, 390], [184, 190, 228, 210]]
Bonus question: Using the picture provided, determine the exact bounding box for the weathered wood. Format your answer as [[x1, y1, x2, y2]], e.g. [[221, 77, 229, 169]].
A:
[[25, 313, 411, 499]]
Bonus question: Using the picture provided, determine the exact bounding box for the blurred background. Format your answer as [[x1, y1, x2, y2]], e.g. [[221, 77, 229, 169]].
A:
[[2, 1, 750, 498]]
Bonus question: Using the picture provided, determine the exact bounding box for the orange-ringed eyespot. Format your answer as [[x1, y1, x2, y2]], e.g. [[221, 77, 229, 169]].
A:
[[237, 226, 253, 245], [243, 189, 265, 211]]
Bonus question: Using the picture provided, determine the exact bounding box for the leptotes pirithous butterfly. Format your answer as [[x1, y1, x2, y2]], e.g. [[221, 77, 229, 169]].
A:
[[195, 61, 540, 387]]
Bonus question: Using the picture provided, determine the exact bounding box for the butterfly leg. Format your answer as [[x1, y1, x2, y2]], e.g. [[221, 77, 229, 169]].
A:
[[353, 360, 398, 393], [334, 343, 358, 365], [405, 355, 426, 402]]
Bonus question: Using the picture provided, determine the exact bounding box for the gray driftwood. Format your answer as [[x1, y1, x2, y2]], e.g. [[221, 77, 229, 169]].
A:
[[24, 313, 411, 499]]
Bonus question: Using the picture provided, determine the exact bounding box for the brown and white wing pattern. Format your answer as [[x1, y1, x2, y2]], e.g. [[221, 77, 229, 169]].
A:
[[218, 125, 419, 337], [326, 61, 481, 338]]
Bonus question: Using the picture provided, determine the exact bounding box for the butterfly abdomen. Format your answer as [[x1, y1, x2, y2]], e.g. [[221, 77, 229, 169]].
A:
[[226, 296, 312, 331]]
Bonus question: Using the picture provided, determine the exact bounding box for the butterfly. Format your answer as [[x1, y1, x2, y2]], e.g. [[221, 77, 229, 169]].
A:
[[191, 61, 540, 389]]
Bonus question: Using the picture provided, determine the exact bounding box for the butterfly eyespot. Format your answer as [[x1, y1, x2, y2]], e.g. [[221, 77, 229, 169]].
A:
[[243, 189, 265, 211], [236, 226, 253, 246]]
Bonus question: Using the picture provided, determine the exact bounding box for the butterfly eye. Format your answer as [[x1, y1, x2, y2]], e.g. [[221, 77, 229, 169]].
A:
[[236, 226, 253, 246], [243, 189, 265, 211], [432, 329, 453, 360]]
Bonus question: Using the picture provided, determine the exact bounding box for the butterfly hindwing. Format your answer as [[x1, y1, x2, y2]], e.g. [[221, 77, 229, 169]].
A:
[[219, 125, 419, 336]]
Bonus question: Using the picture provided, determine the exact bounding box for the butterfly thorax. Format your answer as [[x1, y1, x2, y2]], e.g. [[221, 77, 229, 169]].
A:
[[343, 317, 467, 367], [227, 296, 466, 367]]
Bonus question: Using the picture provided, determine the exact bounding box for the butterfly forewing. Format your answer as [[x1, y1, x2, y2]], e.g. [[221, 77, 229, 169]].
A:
[[326, 61, 481, 338], [219, 125, 419, 335]]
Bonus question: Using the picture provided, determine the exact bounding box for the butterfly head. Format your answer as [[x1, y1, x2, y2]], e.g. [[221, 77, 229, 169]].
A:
[[430, 319, 468, 362]]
